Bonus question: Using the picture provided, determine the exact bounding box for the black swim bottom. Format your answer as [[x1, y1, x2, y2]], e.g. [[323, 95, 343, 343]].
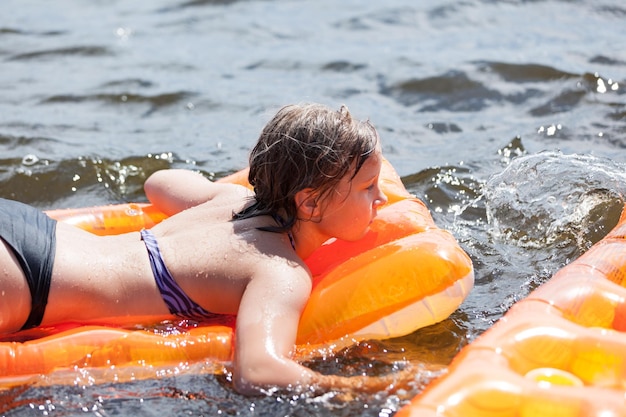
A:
[[0, 198, 57, 330]]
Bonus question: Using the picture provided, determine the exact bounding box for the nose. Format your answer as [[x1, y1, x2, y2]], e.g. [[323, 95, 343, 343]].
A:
[[374, 187, 388, 208]]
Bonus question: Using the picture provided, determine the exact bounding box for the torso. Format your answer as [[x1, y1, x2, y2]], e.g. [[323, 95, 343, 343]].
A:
[[43, 187, 304, 327]]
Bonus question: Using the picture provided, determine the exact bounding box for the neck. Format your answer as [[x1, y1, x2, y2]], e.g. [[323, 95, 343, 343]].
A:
[[291, 220, 331, 260]]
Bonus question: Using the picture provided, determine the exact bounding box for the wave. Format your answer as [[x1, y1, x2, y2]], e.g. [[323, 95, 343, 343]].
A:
[[40, 91, 195, 107], [380, 61, 623, 120], [7, 45, 112, 61], [381, 70, 501, 111]]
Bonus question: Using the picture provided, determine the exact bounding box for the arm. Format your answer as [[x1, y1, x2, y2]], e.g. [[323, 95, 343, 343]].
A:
[[232, 262, 414, 395], [144, 169, 242, 216], [233, 262, 315, 393]]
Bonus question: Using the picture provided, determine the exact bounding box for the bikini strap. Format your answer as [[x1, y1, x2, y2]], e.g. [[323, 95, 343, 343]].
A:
[[271, 213, 296, 251]]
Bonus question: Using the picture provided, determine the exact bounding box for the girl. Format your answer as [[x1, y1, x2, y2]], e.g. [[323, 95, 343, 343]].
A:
[[0, 103, 403, 394]]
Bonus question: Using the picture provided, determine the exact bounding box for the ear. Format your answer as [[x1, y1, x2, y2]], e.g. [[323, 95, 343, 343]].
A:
[[294, 188, 321, 221]]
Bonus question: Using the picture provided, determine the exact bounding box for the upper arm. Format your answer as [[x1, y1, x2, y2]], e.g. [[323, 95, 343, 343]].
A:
[[144, 169, 238, 215], [233, 261, 314, 392]]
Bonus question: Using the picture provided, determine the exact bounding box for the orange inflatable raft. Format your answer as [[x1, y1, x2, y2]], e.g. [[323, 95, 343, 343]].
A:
[[398, 203, 626, 417], [0, 160, 474, 386]]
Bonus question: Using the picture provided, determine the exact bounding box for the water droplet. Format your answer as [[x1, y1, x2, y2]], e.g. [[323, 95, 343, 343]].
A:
[[22, 154, 39, 166]]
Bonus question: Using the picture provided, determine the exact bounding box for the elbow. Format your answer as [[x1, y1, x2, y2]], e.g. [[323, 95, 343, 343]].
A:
[[143, 169, 195, 216], [233, 363, 279, 395], [143, 170, 169, 200], [232, 359, 311, 395], [233, 376, 264, 396]]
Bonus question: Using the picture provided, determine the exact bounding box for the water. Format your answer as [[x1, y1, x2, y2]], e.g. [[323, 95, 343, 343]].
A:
[[1, 0, 625, 415]]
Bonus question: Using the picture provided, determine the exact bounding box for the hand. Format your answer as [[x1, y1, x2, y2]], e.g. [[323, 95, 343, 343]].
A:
[[314, 362, 418, 396]]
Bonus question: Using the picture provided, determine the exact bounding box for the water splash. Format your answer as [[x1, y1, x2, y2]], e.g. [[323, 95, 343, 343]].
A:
[[484, 151, 626, 253]]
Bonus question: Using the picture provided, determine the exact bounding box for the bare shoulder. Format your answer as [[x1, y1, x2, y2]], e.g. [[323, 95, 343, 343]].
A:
[[241, 250, 313, 315]]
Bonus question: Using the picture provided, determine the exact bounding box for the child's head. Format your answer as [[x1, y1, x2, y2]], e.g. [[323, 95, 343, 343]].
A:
[[242, 103, 380, 229]]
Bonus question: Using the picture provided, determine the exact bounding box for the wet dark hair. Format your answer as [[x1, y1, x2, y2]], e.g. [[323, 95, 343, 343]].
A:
[[233, 103, 379, 232]]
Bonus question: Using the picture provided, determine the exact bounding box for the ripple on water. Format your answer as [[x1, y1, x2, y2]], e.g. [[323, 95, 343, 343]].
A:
[[7, 45, 113, 61], [381, 69, 502, 112]]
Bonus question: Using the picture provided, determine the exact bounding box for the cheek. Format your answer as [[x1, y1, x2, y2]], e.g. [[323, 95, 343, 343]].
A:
[[358, 192, 376, 210], [352, 197, 374, 224]]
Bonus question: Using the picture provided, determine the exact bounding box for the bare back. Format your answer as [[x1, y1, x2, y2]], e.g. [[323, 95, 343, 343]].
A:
[[143, 188, 306, 315], [40, 183, 308, 328]]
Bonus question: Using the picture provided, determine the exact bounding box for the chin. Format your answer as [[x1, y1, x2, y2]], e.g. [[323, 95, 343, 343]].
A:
[[343, 226, 371, 242]]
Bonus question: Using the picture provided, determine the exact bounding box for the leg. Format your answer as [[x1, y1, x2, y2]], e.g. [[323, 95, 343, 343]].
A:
[[0, 238, 32, 333]]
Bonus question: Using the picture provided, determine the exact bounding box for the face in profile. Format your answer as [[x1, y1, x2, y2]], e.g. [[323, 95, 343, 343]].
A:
[[314, 144, 387, 242]]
